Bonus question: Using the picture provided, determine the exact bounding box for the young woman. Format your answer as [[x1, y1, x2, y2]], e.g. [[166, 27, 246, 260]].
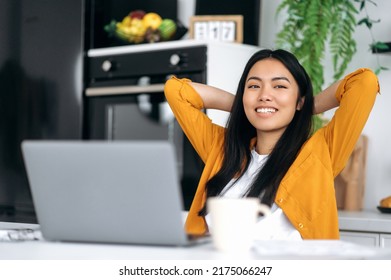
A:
[[164, 49, 379, 240]]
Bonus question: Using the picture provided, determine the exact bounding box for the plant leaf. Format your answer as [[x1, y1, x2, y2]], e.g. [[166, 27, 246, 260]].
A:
[[357, 18, 373, 28]]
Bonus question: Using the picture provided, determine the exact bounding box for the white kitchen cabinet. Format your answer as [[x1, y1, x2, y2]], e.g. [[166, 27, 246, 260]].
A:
[[338, 210, 391, 248], [340, 231, 380, 247], [380, 234, 391, 247]]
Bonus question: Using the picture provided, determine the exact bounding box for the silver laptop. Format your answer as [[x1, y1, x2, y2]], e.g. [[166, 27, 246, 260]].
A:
[[21, 140, 207, 246]]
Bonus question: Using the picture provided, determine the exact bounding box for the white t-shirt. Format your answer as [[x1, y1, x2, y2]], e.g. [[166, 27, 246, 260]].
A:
[[205, 149, 302, 240]]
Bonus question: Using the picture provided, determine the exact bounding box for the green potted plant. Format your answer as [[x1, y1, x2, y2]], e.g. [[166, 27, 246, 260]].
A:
[[275, 0, 388, 130]]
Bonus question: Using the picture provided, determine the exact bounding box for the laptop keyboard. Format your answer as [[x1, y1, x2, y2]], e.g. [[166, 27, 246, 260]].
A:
[[0, 228, 42, 242]]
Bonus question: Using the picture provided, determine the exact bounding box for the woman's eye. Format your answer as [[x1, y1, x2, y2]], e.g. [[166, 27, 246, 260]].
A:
[[248, 84, 259, 89], [275, 85, 287, 89]]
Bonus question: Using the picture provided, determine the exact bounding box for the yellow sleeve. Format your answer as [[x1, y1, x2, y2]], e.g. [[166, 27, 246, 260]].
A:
[[164, 77, 224, 163], [322, 68, 379, 176]]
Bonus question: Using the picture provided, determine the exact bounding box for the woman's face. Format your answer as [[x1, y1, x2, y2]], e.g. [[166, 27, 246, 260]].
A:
[[243, 58, 302, 138]]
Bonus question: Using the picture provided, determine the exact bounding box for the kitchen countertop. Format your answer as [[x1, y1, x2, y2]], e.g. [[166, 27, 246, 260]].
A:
[[338, 209, 391, 233]]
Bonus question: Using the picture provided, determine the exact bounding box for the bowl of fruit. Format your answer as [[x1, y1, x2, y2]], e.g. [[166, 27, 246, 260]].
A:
[[104, 10, 187, 44]]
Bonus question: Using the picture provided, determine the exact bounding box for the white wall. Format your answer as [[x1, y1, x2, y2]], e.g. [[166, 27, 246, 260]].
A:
[[178, 0, 391, 210], [177, 0, 195, 30]]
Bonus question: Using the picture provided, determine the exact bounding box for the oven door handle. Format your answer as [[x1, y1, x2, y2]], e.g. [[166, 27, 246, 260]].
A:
[[85, 84, 166, 96]]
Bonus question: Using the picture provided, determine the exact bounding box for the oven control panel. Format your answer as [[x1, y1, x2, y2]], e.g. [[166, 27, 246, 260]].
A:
[[88, 46, 207, 81]]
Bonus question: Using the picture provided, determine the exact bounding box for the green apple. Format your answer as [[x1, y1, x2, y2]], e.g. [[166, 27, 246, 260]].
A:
[[158, 19, 177, 40]]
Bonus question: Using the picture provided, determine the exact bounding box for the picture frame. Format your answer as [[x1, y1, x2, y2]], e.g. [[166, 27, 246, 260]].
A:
[[189, 15, 243, 43]]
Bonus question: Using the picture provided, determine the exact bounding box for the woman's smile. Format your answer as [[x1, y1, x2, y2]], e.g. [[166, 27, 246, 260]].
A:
[[255, 106, 278, 114]]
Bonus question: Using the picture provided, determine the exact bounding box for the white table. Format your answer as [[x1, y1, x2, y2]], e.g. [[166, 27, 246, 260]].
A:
[[1, 222, 390, 260]]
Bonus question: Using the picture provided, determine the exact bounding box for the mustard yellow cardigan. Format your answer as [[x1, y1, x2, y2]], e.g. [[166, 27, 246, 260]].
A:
[[164, 68, 379, 239]]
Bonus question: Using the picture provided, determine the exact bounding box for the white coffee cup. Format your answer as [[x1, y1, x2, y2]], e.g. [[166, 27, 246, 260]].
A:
[[207, 197, 271, 253]]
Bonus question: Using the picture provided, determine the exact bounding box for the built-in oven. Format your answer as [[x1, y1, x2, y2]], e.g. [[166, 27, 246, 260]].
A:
[[84, 43, 208, 210]]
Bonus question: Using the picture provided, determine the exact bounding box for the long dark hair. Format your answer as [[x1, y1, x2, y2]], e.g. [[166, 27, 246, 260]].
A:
[[201, 49, 314, 215]]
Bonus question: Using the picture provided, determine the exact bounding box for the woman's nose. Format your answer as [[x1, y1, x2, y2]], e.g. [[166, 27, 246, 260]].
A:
[[258, 87, 272, 101]]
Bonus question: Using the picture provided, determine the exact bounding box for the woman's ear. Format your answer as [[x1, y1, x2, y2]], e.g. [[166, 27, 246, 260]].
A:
[[296, 97, 305, 111]]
